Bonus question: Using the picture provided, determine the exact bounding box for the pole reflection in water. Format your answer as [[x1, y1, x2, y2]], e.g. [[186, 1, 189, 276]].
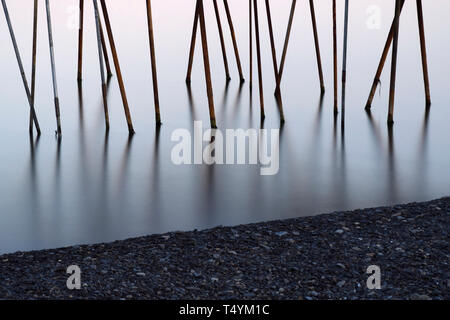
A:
[[0, 1, 449, 254]]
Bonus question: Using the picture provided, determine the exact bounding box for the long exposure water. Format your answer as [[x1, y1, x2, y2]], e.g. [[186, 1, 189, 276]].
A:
[[0, 0, 449, 254]]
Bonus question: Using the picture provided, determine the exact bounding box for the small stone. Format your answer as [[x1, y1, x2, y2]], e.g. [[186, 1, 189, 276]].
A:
[[136, 272, 146, 277], [337, 280, 346, 288], [335, 229, 344, 234], [410, 294, 431, 300], [276, 231, 288, 237]]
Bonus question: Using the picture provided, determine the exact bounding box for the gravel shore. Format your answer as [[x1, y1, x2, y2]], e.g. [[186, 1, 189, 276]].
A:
[[0, 198, 448, 300]]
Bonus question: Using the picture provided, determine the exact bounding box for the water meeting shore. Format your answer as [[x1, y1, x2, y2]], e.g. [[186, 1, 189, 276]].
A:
[[0, 197, 448, 300]]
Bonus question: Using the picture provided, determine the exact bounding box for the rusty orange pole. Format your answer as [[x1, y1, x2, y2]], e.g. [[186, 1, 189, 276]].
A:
[[365, 0, 405, 110], [146, 0, 161, 125], [278, 0, 296, 84], [100, 0, 135, 134], [198, 0, 217, 128], [186, 2, 199, 84], [309, 0, 325, 94], [223, 0, 244, 83], [416, 0, 431, 107], [213, 0, 231, 81]]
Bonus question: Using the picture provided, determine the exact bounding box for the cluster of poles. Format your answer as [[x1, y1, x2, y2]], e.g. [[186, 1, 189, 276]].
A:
[[2, 0, 431, 136]]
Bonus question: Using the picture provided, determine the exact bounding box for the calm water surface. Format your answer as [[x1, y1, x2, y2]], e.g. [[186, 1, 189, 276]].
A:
[[0, 0, 449, 254]]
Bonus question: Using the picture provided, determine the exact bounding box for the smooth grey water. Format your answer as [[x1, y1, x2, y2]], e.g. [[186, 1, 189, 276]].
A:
[[0, 0, 449, 254]]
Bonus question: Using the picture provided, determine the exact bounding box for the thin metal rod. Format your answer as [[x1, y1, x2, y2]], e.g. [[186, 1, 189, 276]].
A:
[[388, 0, 401, 124], [309, 0, 325, 94], [365, 0, 405, 110], [146, 0, 162, 125], [100, 0, 135, 134], [416, 0, 431, 107], [99, 18, 112, 78], [2, 0, 41, 134], [249, 0, 252, 87], [223, 0, 244, 82], [93, 0, 109, 130], [253, 0, 264, 119], [341, 0, 349, 113], [278, 0, 296, 84], [213, 0, 231, 80], [264, 0, 285, 121], [45, 0, 62, 135], [186, 2, 200, 84], [332, 0, 338, 113], [198, 0, 217, 128], [29, 0, 39, 133], [77, 0, 84, 81]]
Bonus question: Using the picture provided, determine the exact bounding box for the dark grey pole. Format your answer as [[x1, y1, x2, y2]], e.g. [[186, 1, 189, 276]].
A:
[[93, 0, 110, 130], [45, 0, 62, 135], [29, 0, 39, 133], [2, 0, 41, 134], [77, 0, 84, 81], [341, 0, 349, 116], [249, 0, 252, 88], [388, 0, 401, 124]]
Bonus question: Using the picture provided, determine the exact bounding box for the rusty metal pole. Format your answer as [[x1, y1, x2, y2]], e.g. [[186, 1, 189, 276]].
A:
[[416, 0, 431, 107], [2, 0, 41, 134], [332, 0, 338, 114], [146, 0, 162, 125], [45, 0, 62, 136], [223, 0, 244, 83], [249, 0, 252, 88], [198, 0, 217, 128], [213, 0, 231, 81], [186, 2, 199, 84], [365, 0, 405, 110], [253, 0, 264, 119], [100, 0, 135, 134], [388, 0, 401, 124], [99, 19, 113, 78], [93, 0, 109, 130], [29, 0, 38, 133], [278, 0, 296, 85], [309, 0, 325, 94], [77, 0, 84, 81], [264, 0, 285, 122]]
